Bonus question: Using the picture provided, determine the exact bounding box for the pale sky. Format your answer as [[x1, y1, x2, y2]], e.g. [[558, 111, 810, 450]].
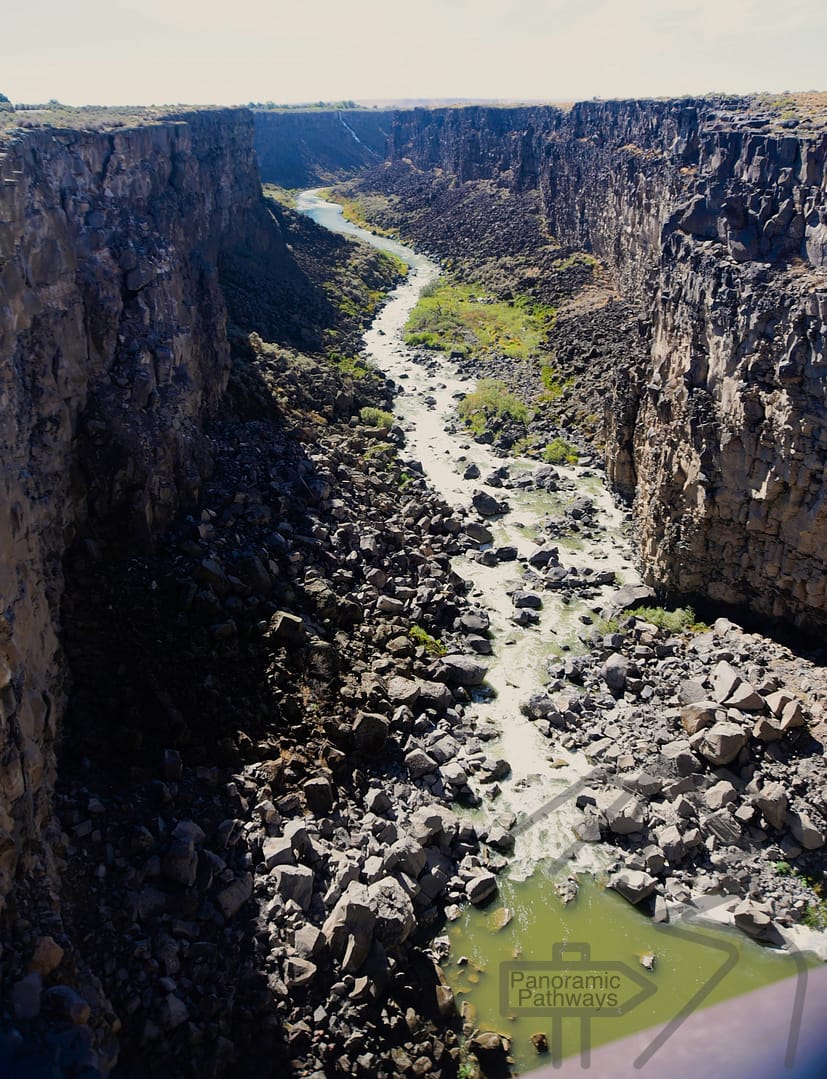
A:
[[3, 0, 824, 106]]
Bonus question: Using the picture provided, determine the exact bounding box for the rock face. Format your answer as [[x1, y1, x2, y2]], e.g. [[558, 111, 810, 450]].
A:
[[0, 109, 275, 913], [253, 109, 391, 187], [366, 100, 827, 631]]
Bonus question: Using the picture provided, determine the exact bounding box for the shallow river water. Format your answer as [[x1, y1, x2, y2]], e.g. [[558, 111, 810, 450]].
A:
[[296, 190, 811, 1072]]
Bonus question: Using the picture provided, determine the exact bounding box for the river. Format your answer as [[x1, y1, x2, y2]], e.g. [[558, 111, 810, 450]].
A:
[[296, 189, 810, 1074]]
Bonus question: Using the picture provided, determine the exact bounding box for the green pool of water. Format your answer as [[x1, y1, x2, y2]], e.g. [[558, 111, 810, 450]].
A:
[[447, 870, 814, 1074]]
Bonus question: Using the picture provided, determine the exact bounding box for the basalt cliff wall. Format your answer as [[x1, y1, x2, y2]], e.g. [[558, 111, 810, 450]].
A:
[[0, 108, 278, 912], [383, 101, 827, 630], [253, 108, 392, 187]]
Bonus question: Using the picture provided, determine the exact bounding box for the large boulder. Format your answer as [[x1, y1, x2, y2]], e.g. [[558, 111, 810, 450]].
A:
[[439, 654, 488, 686], [352, 712, 389, 754], [603, 584, 656, 616], [322, 883, 377, 971], [751, 782, 788, 830], [601, 654, 629, 694], [789, 811, 826, 850], [699, 722, 748, 766], [466, 872, 498, 905], [608, 868, 658, 905], [733, 899, 783, 944], [680, 701, 719, 735], [367, 877, 416, 946], [472, 490, 507, 517], [405, 747, 439, 780], [272, 865, 314, 912]]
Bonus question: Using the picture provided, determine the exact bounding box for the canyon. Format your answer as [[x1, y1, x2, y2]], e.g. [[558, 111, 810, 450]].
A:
[[273, 98, 827, 632], [0, 96, 825, 1076]]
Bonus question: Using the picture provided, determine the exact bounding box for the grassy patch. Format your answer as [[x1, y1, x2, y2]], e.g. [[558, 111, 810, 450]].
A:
[[320, 252, 405, 320], [359, 406, 394, 429], [457, 379, 531, 436], [404, 278, 555, 363], [628, 605, 709, 634], [262, 183, 297, 208], [323, 189, 400, 238], [542, 437, 580, 465], [330, 352, 374, 380]]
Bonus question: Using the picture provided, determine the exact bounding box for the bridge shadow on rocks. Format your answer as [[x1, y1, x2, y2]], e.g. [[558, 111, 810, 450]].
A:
[[52, 324, 472, 1077]]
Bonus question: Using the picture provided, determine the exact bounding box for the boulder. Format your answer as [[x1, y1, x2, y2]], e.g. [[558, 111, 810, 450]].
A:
[[764, 689, 794, 716], [752, 715, 784, 742], [262, 835, 295, 870], [466, 872, 498, 905], [409, 805, 459, 845], [440, 653, 488, 686], [367, 877, 416, 946], [322, 883, 377, 971], [442, 760, 468, 787], [303, 776, 334, 814], [465, 521, 493, 545], [270, 610, 306, 645], [385, 835, 427, 877], [285, 956, 317, 989], [512, 591, 543, 609], [472, 491, 507, 517], [699, 722, 747, 766], [703, 809, 742, 846], [417, 680, 455, 710], [711, 661, 742, 704], [603, 793, 648, 835], [601, 654, 629, 693], [527, 545, 559, 569], [215, 873, 253, 920], [705, 781, 738, 811], [751, 782, 787, 830], [621, 771, 663, 798], [657, 825, 686, 864], [385, 676, 421, 706], [603, 584, 656, 615], [405, 747, 439, 780], [733, 899, 783, 944], [352, 711, 389, 754], [680, 701, 719, 735], [608, 868, 658, 905], [789, 811, 826, 850], [460, 609, 490, 633], [711, 661, 763, 710], [272, 865, 314, 912], [780, 700, 807, 730], [486, 825, 515, 853]]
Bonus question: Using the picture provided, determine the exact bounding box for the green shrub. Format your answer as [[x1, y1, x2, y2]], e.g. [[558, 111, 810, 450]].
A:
[[409, 625, 447, 656], [404, 278, 555, 363], [359, 406, 394, 429], [458, 379, 530, 436], [628, 605, 709, 633], [802, 900, 827, 930], [543, 437, 580, 464]]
